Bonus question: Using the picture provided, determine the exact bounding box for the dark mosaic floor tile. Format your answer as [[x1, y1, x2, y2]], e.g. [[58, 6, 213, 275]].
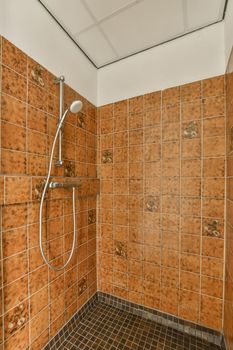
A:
[[48, 302, 223, 350]]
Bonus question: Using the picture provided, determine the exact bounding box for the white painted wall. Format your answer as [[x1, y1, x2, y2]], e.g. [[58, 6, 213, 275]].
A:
[[97, 22, 225, 106], [224, 0, 233, 67], [0, 0, 97, 104]]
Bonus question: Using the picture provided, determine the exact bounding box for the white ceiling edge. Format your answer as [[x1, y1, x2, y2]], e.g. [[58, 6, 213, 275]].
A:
[[0, 0, 98, 105], [224, 0, 233, 66], [97, 22, 225, 106]]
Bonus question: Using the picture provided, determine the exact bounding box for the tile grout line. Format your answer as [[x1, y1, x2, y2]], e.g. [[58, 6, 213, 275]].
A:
[[221, 74, 227, 336], [160, 90, 163, 312], [0, 35, 5, 350], [178, 87, 182, 321], [46, 292, 224, 350], [126, 98, 129, 300], [199, 79, 204, 326], [26, 54, 33, 349]]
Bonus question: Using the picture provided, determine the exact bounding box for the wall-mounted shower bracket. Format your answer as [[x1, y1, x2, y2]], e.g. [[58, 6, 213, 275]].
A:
[[54, 75, 65, 166]]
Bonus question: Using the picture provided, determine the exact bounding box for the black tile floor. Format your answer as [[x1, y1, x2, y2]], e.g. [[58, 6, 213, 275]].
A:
[[55, 302, 222, 350]]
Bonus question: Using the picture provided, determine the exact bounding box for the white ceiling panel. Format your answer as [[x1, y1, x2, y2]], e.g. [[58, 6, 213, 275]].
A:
[[42, 0, 94, 34], [100, 0, 184, 57], [76, 26, 117, 67], [186, 0, 225, 31], [84, 0, 138, 22], [39, 0, 227, 68]]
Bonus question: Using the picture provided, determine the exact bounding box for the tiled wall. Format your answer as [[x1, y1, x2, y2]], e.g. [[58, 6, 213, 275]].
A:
[[97, 76, 226, 331], [0, 36, 99, 349], [224, 47, 233, 349], [0, 34, 228, 350]]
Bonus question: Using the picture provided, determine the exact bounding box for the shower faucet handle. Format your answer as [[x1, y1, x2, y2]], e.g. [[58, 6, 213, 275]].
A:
[[49, 181, 82, 189]]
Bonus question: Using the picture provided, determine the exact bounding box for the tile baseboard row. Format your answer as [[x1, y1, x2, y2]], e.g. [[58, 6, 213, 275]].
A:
[[43, 291, 227, 350]]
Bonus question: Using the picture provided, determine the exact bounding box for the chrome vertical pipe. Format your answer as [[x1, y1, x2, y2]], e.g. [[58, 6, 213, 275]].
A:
[[54, 75, 65, 166]]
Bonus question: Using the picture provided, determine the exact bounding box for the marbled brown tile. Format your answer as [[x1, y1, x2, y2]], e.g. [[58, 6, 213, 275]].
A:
[[2, 66, 27, 101]]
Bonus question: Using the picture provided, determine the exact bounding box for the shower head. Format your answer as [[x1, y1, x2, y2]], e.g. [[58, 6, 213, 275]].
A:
[[70, 100, 83, 114]]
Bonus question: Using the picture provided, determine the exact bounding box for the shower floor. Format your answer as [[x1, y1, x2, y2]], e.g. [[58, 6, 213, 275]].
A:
[[52, 302, 222, 350]]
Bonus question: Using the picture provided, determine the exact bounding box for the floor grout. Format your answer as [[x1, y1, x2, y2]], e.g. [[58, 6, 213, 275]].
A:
[[47, 301, 224, 350]]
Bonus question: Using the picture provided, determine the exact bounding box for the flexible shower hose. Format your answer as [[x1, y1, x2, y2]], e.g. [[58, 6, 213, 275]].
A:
[[39, 108, 76, 271]]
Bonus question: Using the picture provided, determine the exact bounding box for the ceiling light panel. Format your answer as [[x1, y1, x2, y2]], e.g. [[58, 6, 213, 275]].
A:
[[84, 0, 138, 21], [76, 26, 117, 67], [186, 0, 225, 31], [42, 0, 94, 34], [100, 0, 185, 57]]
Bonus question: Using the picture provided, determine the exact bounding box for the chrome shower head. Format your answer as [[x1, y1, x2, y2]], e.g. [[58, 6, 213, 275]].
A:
[[70, 100, 83, 114]]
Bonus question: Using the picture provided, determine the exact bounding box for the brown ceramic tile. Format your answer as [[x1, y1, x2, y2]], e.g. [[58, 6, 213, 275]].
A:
[[3, 251, 28, 285], [203, 157, 225, 177], [30, 307, 49, 342], [202, 256, 223, 279], [1, 149, 26, 174], [162, 122, 180, 142], [202, 236, 224, 259], [28, 57, 48, 89], [203, 96, 225, 118], [203, 116, 225, 137], [1, 93, 26, 126], [28, 81, 47, 111], [162, 86, 180, 106], [144, 91, 161, 110], [201, 275, 223, 298], [129, 112, 143, 129], [2, 226, 27, 258], [182, 138, 201, 158], [181, 100, 201, 121], [181, 253, 200, 273], [162, 141, 180, 159], [179, 290, 200, 322], [163, 104, 180, 123], [30, 328, 49, 350], [144, 109, 161, 126], [181, 197, 201, 216], [203, 76, 225, 98], [181, 81, 201, 102], [2, 38, 27, 75], [129, 96, 143, 114], [200, 295, 222, 330], [181, 234, 200, 255], [4, 323, 29, 350], [5, 176, 31, 204], [202, 198, 224, 218], [182, 177, 201, 197], [27, 106, 47, 133], [202, 178, 225, 198], [27, 130, 47, 155], [180, 271, 200, 292], [1, 121, 26, 151], [181, 159, 201, 177], [2, 66, 27, 101], [114, 100, 128, 116], [2, 203, 27, 230], [181, 216, 201, 235], [4, 276, 28, 312]]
